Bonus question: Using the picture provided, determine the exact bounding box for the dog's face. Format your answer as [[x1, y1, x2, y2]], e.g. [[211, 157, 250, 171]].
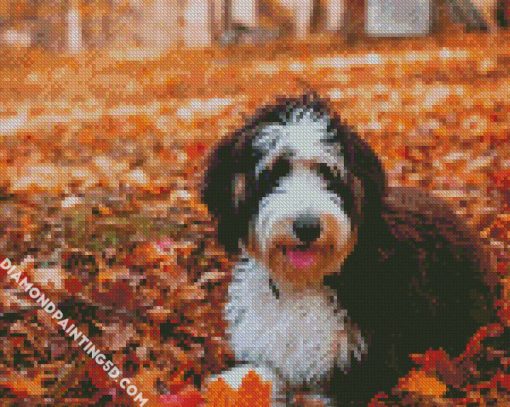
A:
[[202, 94, 386, 289], [246, 108, 358, 289]]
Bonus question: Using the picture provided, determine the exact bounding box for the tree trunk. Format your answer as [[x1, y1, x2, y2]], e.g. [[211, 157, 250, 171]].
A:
[[471, 0, 498, 31], [326, 0, 345, 31], [67, 0, 83, 53], [294, 0, 314, 38], [231, 0, 258, 28], [183, 0, 213, 47]]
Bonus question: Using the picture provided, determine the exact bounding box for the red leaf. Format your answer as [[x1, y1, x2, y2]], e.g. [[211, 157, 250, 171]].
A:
[[160, 391, 204, 407], [98, 280, 135, 309], [497, 261, 510, 275], [368, 392, 389, 407], [185, 142, 207, 161], [421, 349, 450, 373], [87, 360, 110, 389], [490, 170, 510, 190], [499, 374, 510, 391], [64, 277, 83, 295], [455, 323, 505, 362]]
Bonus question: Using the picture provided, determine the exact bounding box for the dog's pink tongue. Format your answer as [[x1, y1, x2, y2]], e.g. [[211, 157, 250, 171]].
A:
[[287, 249, 316, 268]]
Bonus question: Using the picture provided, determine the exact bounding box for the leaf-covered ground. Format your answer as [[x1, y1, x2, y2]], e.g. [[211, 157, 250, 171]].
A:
[[0, 32, 509, 406]]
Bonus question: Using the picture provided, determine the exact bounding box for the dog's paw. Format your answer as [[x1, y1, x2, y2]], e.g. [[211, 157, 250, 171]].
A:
[[203, 364, 286, 401]]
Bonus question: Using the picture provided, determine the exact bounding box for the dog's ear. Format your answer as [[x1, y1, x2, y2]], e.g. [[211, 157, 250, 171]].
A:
[[345, 127, 386, 201], [201, 136, 243, 253], [332, 118, 387, 215]]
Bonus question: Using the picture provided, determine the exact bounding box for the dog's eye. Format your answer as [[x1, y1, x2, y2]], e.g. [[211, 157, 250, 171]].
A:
[[259, 157, 291, 191], [314, 163, 355, 212], [273, 157, 291, 176], [315, 163, 339, 182]]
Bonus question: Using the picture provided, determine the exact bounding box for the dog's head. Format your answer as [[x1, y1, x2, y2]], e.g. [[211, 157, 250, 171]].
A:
[[202, 94, 386, 289]]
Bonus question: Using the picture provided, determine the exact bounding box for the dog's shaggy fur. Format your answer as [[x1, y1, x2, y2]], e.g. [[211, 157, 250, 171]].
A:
[[201, 94, 496, 405]]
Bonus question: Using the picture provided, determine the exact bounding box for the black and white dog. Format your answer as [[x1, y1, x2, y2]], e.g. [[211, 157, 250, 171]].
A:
[[201, 94, 495, 405]]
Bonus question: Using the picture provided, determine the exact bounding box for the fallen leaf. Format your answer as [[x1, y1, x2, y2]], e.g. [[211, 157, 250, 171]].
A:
[[398, 369, 447, 397]]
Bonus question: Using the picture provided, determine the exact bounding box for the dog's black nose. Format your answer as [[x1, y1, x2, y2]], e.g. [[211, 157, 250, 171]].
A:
[[293, 215, 321, 244]]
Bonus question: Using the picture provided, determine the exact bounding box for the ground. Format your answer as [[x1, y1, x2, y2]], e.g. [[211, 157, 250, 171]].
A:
[[0, 31, 509, 405]]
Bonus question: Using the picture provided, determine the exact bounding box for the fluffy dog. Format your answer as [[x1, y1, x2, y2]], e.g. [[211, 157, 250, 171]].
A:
[[201, 94, 495, 405]]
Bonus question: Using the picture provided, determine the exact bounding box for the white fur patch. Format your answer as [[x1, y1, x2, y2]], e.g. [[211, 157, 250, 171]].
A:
[[253, 108, 344, 178], [225, 257, 366, 387]]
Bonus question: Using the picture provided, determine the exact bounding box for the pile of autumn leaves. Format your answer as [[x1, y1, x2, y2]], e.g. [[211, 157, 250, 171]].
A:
[[0, 159, 507, 406], [0, 133, 506, 407], [0, 140, 506, 406]]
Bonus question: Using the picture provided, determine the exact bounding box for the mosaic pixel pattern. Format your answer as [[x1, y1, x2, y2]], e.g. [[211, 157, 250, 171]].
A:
[[0, 1, 509, 406]]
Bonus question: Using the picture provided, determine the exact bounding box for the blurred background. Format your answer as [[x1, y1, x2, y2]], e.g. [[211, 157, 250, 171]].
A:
[[0, 1, 509, 406], [0, 0, 506, 51], [0, 0, 509, 52]]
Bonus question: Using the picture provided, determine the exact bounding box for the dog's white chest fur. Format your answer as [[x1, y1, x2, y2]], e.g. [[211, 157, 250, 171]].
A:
[[225, 257, 366, 387]]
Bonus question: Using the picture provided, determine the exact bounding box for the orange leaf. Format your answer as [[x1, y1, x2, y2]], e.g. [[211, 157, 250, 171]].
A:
[[1, 371, 44, 397], [236, 371, 271, 407], [205, 378, 238, 407], [398, 369, 447, 397], [204, 371, 271, 407]]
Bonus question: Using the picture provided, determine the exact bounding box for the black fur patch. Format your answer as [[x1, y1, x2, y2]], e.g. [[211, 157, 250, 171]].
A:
[[201, 94, 497, 405]]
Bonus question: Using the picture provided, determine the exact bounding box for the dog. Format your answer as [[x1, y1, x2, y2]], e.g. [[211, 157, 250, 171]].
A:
[[201, 94, 496, 405]]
